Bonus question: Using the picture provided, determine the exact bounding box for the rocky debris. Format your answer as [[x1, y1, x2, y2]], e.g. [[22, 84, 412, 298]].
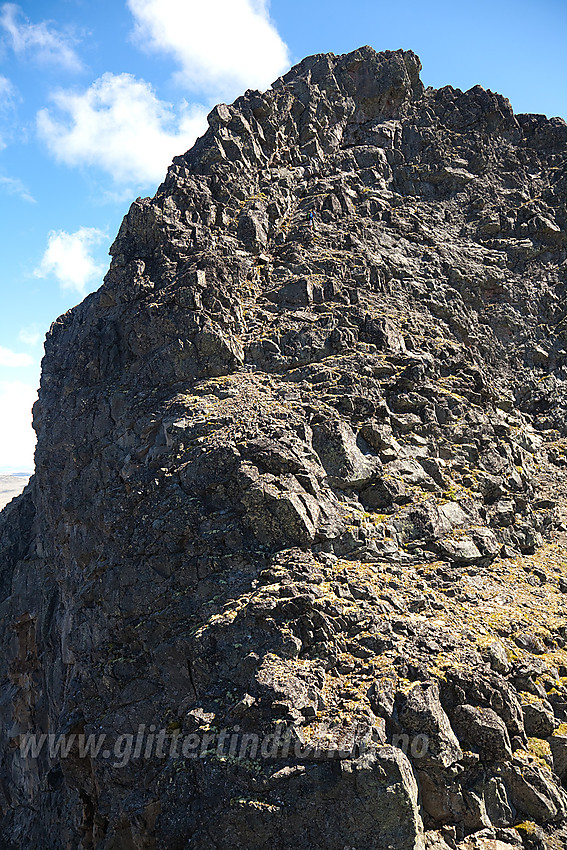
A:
[[2, 44, 567, 850]]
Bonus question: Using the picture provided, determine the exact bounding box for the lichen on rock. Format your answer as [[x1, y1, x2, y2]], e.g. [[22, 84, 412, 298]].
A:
[[2, 44, 567, 850]]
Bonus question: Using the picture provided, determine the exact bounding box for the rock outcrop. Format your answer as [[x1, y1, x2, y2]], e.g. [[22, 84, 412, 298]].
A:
[[2, 46, 567, 849]]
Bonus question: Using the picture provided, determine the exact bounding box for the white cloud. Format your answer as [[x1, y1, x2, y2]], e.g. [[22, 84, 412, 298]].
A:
[[18, 325, 42, 346], [0, 75, 14, 100], [128, 0, 290, 99], [0, 3, 82, 70], [0, 74, 16, 149], [37, 72, 208, 186], [0, 174, 35, 202], [0, 345, 33, 367], [36, 3, 289, 188], [0, 380, 37, 472], [34, 226, 107, 295]]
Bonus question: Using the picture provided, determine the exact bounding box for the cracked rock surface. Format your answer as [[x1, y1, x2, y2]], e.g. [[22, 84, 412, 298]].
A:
[[2, 46, 567, 849]]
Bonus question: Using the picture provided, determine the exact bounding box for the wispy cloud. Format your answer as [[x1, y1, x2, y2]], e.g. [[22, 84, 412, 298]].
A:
[[0, 75, 14, 100], [0, 174, 35, 202], [0, 379, 37, 472], [37, 72, 208, 186], [0, 345, 33, 367], [0, 74, 17, 149], [0, 3, 82, 70], [18, 325, 42, 347], [128, 0, 290, 100], [34, 226, 107, 295]]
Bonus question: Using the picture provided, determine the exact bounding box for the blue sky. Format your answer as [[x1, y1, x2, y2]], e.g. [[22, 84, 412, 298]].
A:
[[0, 0, 566, 473]]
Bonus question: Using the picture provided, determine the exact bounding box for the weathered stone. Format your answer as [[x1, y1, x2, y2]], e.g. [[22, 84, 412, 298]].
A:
[[482, 640, 510, 675], [397, 681, 462, 767], [274, 278, 313, 306], [502, 760, 567, 823], [460, 838, 520, 850], [191, 746, 425, 850], [360, 474, 407, 508], [451, 705, 512, 762], [311, 417, 381, 488], [514, 632, 547, 655], [254, 655, 323, 722], [483, 776, 515, 827], [237, 210, 268, 251], [437, 535, 484, 564], [520, 698, 557, 738], [549, 733, 567, 781], [2, 43, 567, 850], [194, 324, 244, 374], [240, 464, 322, 547]]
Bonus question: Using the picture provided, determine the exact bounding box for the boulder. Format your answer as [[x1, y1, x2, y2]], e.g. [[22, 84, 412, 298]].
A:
[[549, 733, 567, 781], [311, 418, 381, 489], [191, 746, 425, 850], [451, 705, 512, 762], [502, 760, 567, 823], [521, 699, 557, 739], [397, 681, 462, 767]]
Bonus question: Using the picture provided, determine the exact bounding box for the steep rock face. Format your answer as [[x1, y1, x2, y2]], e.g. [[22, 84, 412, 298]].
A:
[[2, 46, 567, 849]]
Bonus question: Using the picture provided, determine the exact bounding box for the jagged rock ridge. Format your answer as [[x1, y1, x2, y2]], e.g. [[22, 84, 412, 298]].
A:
[[2, 45, 567, 849]]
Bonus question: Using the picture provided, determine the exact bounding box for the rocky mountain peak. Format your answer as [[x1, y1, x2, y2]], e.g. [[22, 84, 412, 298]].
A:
[[2, 46, 567, 850], [198, 46, 425, 169], [275, 45, 424, 111]]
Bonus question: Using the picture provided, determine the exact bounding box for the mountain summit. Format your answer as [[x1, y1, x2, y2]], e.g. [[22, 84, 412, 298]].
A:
[[2, 46, 567, 849]]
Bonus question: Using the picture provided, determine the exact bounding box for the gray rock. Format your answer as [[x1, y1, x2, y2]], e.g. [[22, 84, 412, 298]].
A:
[[397, 681, 462, 767], [2, 43, 567, 850], [521, 699, 557, 738], [483, 776, 515, 827], [549, 734, 567, 781], [451, 705, 512, 762], [273, 277, 313, 306], [237, 210, 268, 251], [502, 760, 567, 823], [311, 417, 381, 489], [482, 640, 510, 675], [195, 746, 425, 850]]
